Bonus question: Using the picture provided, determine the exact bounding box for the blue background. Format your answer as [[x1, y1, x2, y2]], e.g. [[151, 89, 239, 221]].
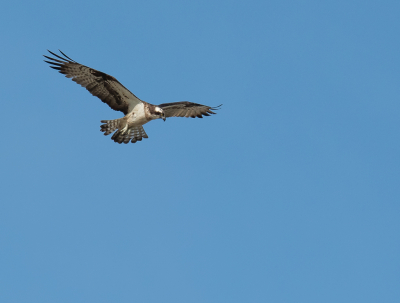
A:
[[1, 1, 399, 302]]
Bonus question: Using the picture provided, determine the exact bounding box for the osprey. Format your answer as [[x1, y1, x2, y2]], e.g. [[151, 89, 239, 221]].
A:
[[44, 50, 221, 144]]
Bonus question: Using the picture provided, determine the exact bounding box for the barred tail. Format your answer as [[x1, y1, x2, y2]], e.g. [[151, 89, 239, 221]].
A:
[[100, 119, 148, 144], [111, 126, 149, 144], [100, 118, 124, 136]]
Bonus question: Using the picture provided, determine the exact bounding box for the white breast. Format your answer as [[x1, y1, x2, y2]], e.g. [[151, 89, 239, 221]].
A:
[[128, 103, 148, 126]]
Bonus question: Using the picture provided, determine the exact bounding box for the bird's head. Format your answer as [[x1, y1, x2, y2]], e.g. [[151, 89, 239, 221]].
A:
[[154, 106, 166, 121]]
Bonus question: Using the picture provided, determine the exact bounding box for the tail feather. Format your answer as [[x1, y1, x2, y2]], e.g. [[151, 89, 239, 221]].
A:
[[111, 128, 126, 143], [100, 118, 124, 136], [100, 118, 148, 144], [107, 125, 148, 144], [130, 126, 148, 143]]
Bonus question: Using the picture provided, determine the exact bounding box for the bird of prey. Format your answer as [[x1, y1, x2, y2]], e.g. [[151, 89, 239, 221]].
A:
[[44, 50, 221, 144]]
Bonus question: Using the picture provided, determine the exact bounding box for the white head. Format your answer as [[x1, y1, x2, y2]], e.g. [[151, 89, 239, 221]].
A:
[[153, 106, 166, 121]]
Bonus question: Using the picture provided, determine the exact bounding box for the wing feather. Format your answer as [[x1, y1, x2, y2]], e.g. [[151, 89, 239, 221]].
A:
[[158, 101, 221, 118], [44, 50, 142, 115]]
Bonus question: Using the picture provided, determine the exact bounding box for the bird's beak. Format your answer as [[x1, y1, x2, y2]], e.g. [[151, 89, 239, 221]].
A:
[[162, 115, 166, 122]]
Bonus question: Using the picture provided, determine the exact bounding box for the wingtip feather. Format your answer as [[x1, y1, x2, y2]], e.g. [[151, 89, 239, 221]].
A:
[[58, 49, 76, 62]]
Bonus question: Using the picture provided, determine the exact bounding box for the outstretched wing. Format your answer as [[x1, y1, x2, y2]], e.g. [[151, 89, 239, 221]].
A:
[[158, 101, 222, 118], [44, 50, 142, 115]]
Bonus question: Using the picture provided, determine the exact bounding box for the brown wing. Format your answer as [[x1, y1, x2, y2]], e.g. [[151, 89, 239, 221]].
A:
[[44, 50, 142, 115], [158, 101, 222, 118]]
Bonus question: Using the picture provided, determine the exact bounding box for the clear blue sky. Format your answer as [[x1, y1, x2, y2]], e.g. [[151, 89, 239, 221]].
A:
[[1, 0, 399, 302]]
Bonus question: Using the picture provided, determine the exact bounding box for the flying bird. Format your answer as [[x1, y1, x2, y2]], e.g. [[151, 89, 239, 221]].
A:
[[44, 50, 221, 144]]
